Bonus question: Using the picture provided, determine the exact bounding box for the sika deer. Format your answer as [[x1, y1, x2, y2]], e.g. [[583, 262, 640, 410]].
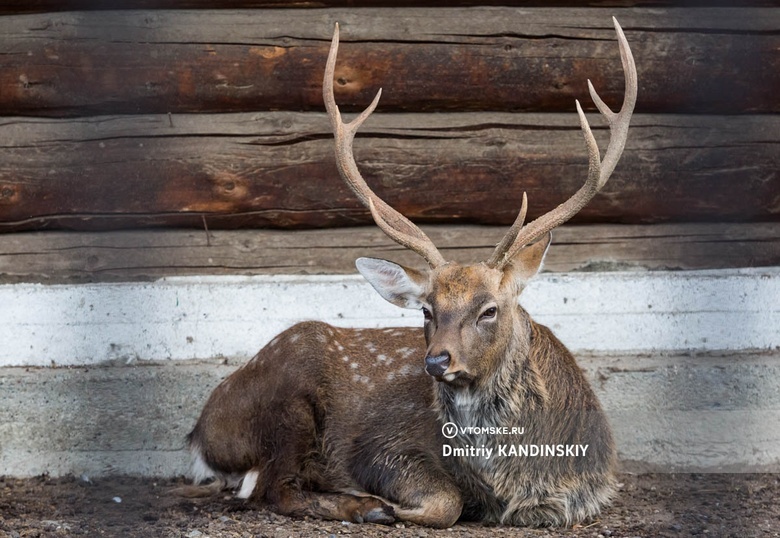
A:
[[188, 18, 637, 527]]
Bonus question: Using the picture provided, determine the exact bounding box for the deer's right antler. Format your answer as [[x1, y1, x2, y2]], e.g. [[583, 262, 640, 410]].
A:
[[487, 17, 637, 269], [323, 23, 447, 269]]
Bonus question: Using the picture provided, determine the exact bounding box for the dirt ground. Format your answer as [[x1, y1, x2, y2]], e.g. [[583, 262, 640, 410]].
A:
[[1, 473, 778, 538]]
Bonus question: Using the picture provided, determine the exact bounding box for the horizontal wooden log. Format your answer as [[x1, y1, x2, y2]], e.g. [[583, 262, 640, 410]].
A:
[[0, 8, 776, 115], [2, 1, 775, 15], [0, 224, 777, 283], [0, 112, 777, 231]]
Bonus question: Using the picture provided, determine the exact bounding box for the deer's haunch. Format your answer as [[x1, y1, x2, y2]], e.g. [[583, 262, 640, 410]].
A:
[[188, 18, 637, 528]]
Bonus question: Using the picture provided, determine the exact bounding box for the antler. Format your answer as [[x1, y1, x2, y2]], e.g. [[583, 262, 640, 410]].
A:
[[487, 17, 638, 269], [323, 23, 447, 269]]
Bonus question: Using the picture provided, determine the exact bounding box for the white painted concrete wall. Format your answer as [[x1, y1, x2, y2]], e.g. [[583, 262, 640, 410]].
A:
[[1, 268, 778, 367], [1, 267, 779, 476]]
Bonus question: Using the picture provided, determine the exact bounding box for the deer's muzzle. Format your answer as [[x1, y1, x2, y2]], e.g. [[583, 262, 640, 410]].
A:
[[424, 352, 451, 378]]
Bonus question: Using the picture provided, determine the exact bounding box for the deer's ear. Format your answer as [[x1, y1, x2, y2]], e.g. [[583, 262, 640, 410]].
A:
[[502, 232, 551, 288], [356, 257, 427, 310]]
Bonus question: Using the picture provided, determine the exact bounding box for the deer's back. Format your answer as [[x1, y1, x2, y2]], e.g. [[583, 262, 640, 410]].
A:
[[189, 321, 436, 476]]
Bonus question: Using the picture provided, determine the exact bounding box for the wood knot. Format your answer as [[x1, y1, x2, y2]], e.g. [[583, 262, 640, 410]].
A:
[[249, 46, 286, 60], [333, 66, 365, 93], [211, 173, 249, 201], [0, 185, 19, 204], [85, 255, 100, 270]]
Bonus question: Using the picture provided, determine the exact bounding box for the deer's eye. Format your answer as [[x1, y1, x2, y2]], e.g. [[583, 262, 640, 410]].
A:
[[422, 307, 433, 322], [479, 306, 497, 322]]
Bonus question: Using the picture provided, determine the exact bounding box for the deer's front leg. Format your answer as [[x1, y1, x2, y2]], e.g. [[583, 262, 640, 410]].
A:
[[255, 396, 396, 524], [383, 460, 463, 528], [268, 485, 396, 524], [349, 428, 464, 528]]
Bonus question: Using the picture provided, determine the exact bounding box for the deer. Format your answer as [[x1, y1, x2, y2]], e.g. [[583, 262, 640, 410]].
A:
[[187, 17, 637, 528]]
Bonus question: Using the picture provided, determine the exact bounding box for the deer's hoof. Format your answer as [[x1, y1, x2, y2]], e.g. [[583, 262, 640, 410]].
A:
[[351, 499, 395, 525], [363, 504, 395, 524]]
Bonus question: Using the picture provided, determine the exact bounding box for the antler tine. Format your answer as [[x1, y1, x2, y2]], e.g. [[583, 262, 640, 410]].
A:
[[324, 23, 446, 268], [489, 17, 637, 270], [592, 17, 638, 186], [486, 193, 527, 267]]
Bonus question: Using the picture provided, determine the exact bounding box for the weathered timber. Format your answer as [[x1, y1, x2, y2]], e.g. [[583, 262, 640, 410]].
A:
[[2, 1, 776, 15], [0, 223, 777, 283], [0, 112, 777, 232], [0, 8, 776, 115]]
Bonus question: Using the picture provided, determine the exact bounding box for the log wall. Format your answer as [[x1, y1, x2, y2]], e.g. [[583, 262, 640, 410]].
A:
[[0, 114, 777, 231], [0, 4, 777, 232], [2, 0, 778, 14], [2, 223, 777, 284], [0, 9, 777, 116]]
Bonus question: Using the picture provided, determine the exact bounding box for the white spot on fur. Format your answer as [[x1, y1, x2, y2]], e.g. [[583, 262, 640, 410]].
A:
[[268, 336, 280, 348], [335, 342, 345, 351], [352, 373, 372, 385], [237, 470, 259, 499], [350, 362, 358, 369], [246, 353, 262, 367], [290, 333, 301, 344], [386, 372, 396, 381], [376, 354, 388, 362], [398, 364, 412, 376], [190, 444, 216, 484], [341, 355, 350, 362], [316, 334, 327, 343]]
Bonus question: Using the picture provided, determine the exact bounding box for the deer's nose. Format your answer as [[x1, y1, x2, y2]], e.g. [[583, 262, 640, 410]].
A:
[[424, 352, 451, 377]]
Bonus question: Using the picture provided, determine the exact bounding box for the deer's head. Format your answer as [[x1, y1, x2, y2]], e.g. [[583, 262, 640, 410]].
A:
[[323, 21, 637, 387]]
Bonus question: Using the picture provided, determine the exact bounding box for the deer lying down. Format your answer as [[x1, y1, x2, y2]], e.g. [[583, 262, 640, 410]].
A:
[[188, 18, 637, 528]]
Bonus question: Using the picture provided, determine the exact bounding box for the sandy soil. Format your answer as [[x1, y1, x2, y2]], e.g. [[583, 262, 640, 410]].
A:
[[1, 473, 779, 538]]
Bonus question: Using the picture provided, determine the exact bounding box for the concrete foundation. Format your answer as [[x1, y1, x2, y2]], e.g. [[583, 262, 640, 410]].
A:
[[2, 353, 779, 477], [0, 268, 778, 476]]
